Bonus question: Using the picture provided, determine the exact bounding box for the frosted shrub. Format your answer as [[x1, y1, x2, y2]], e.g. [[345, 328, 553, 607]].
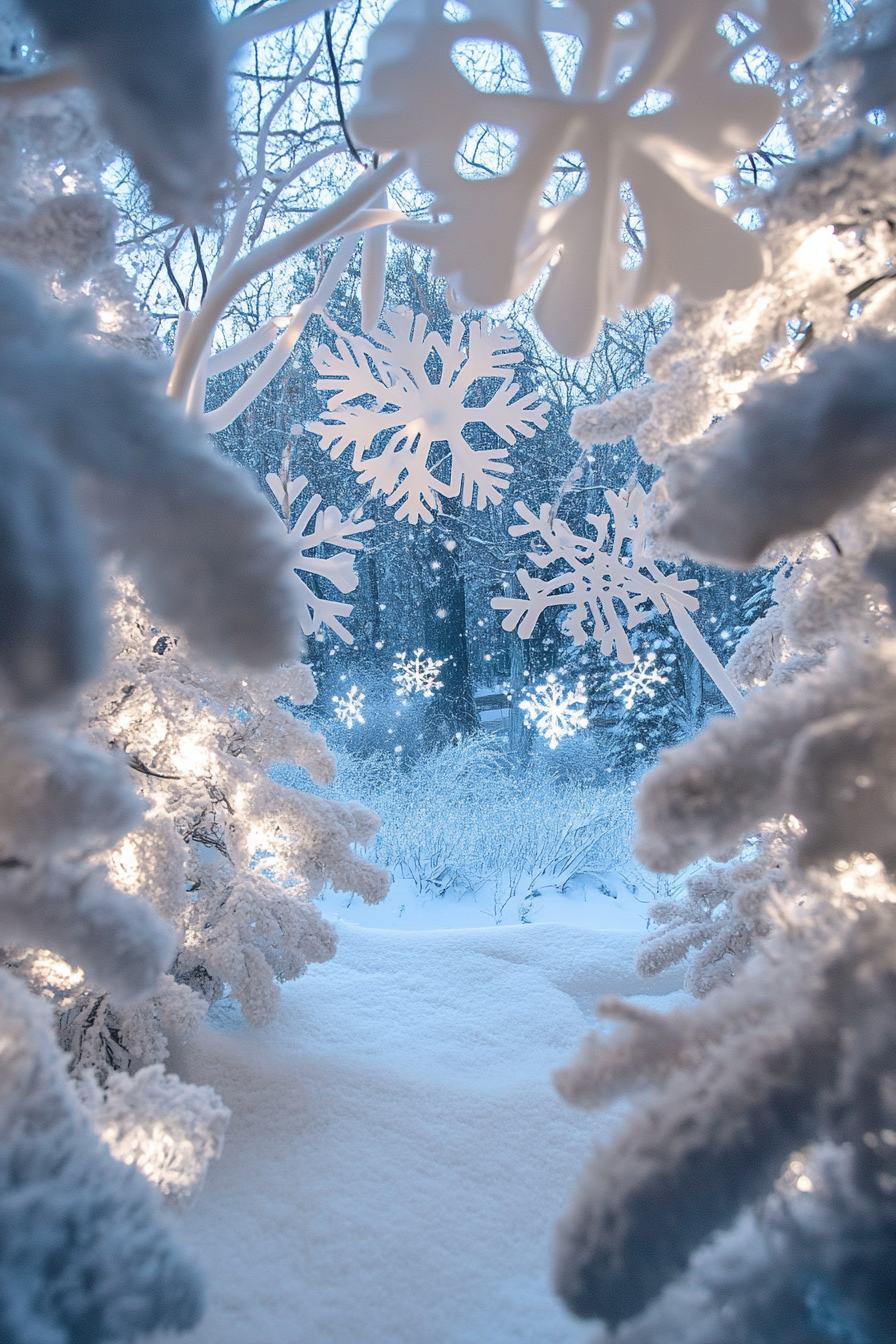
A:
[[288, 734, 633, 916]]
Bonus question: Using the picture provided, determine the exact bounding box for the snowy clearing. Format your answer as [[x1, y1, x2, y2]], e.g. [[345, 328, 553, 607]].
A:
[[153, 922, 685, 1344]]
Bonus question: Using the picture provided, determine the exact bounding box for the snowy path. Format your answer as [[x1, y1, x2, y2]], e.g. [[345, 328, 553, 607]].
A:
[[156, 923, 684, 1344]]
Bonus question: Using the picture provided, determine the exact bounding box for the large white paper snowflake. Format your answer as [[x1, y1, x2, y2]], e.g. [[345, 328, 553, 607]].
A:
[[494, 485, 744, 713], [519, 673, 588, 750], [611, 652, 669, 711], [265, 462, 374, 644], [332, 685, 366, 727], [351, 0, 822, 357], [393, 649, 444, 698], [304, 308, 549, 525]]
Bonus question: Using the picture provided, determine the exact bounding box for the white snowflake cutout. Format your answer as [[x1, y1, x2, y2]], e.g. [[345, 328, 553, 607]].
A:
[[519, 673, 588, 750], [265, 461, 374, 644], [393, 649, 445, 697], [494, 485, 699, 659], [494, 485, 744, 714], [610, 652, 669, 711], [304, 308, 549, 525], [351, 0, 823, 357], [332, 685, 366, 727]]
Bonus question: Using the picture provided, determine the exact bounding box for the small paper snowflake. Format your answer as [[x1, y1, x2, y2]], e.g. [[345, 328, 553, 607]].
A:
[[332, 685, 366, 727], [518, 674, 588, 750], [265, 458, 374, 644], [611, 653, 669, 711], [393, 649, 444, 698], [304, 308, 549, 525]]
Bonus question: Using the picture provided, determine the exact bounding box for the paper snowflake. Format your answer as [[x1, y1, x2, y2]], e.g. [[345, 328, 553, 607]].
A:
[[494, 485, 744, 714], [494, 486, 699, 660], [519, 673, 588, 750], [304, 308, 549, 525], [265, 461, 374, 644], [332, 685, 366, 727], [351, 0, 822, 357], [611, 652, 669, 711], [393, 649, 444, 698]]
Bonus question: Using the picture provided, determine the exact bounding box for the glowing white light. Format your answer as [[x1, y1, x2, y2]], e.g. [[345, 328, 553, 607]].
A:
[[519, 673, 587, 749]]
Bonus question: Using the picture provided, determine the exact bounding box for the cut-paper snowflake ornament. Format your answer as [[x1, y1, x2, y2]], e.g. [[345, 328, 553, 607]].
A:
[[304, 308, 549, 525], [265, 455, 374, 644], [611, 652, 669, 711], [393, 649, 444, 698], [351, 0, 823, 358], [333, 685, 366, 727], [519, 673, 588, 750], [493, 485, 743, 714]]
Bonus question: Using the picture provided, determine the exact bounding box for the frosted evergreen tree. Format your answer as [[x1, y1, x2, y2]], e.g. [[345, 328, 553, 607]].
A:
[[0, 0, 388, 1338]]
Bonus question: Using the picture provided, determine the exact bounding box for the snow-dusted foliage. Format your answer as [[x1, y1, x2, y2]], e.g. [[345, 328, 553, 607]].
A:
[[0, 262, 304, 701], [294, 733, 632, 915], [0, 2, 393, 1331], [554, 899, 896, 1336], [305, 308, 548, 524], [0, 967, 203, 1340], [72, 577, 387, 1036], [24, 0, 233, 223], [78, 1064, 230, 1208], [553, 7, 896, 1338], [351, 0, 823, 357], [265, 451, 374, 643]]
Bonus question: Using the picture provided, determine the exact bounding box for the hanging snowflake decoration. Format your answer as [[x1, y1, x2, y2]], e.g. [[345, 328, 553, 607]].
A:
[[332, 685, 366, 727], [393, 649, 444, 698], [493, 486, 743, 714], [350, 0, 823, 358], [304, 308, 549, 525], [518, 673, 587, 750], [265, 454, 374, 644], [610, 652, 669, 712]]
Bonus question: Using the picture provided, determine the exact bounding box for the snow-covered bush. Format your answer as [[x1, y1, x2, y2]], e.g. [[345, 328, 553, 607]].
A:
[[551, 6, 896, 1339], [0, 1, 387, 1336], [282, 733, 633, 918]]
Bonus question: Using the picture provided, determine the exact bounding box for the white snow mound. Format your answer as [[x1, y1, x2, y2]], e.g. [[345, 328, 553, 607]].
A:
[[153, 921, 685, 1344]]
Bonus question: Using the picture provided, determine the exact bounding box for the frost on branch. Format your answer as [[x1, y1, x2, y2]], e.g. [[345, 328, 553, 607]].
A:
[[633, 639, 896, 875], [79, 1063, 230, 1208], [0, 969, 203, 1342], [0, 265, 303, 697], [634, 828, 785, 997], [553, 901, 896, 1335], [306, 308, 548, 525], [667, 337, 896, 567], [76, 578, 386, 1035], [266, 456, 374, 644], [25, 0, 233, 223], [352, 0, 822, 358]]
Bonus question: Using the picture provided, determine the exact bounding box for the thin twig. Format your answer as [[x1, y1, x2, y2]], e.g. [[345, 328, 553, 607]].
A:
[[191, 228, 209, 301], [324, 8, 363, 165]]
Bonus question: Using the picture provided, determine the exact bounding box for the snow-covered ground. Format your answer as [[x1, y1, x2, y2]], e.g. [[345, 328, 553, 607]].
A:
[[155, 920, 685, 1344], [316, 872, 653, 931]]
